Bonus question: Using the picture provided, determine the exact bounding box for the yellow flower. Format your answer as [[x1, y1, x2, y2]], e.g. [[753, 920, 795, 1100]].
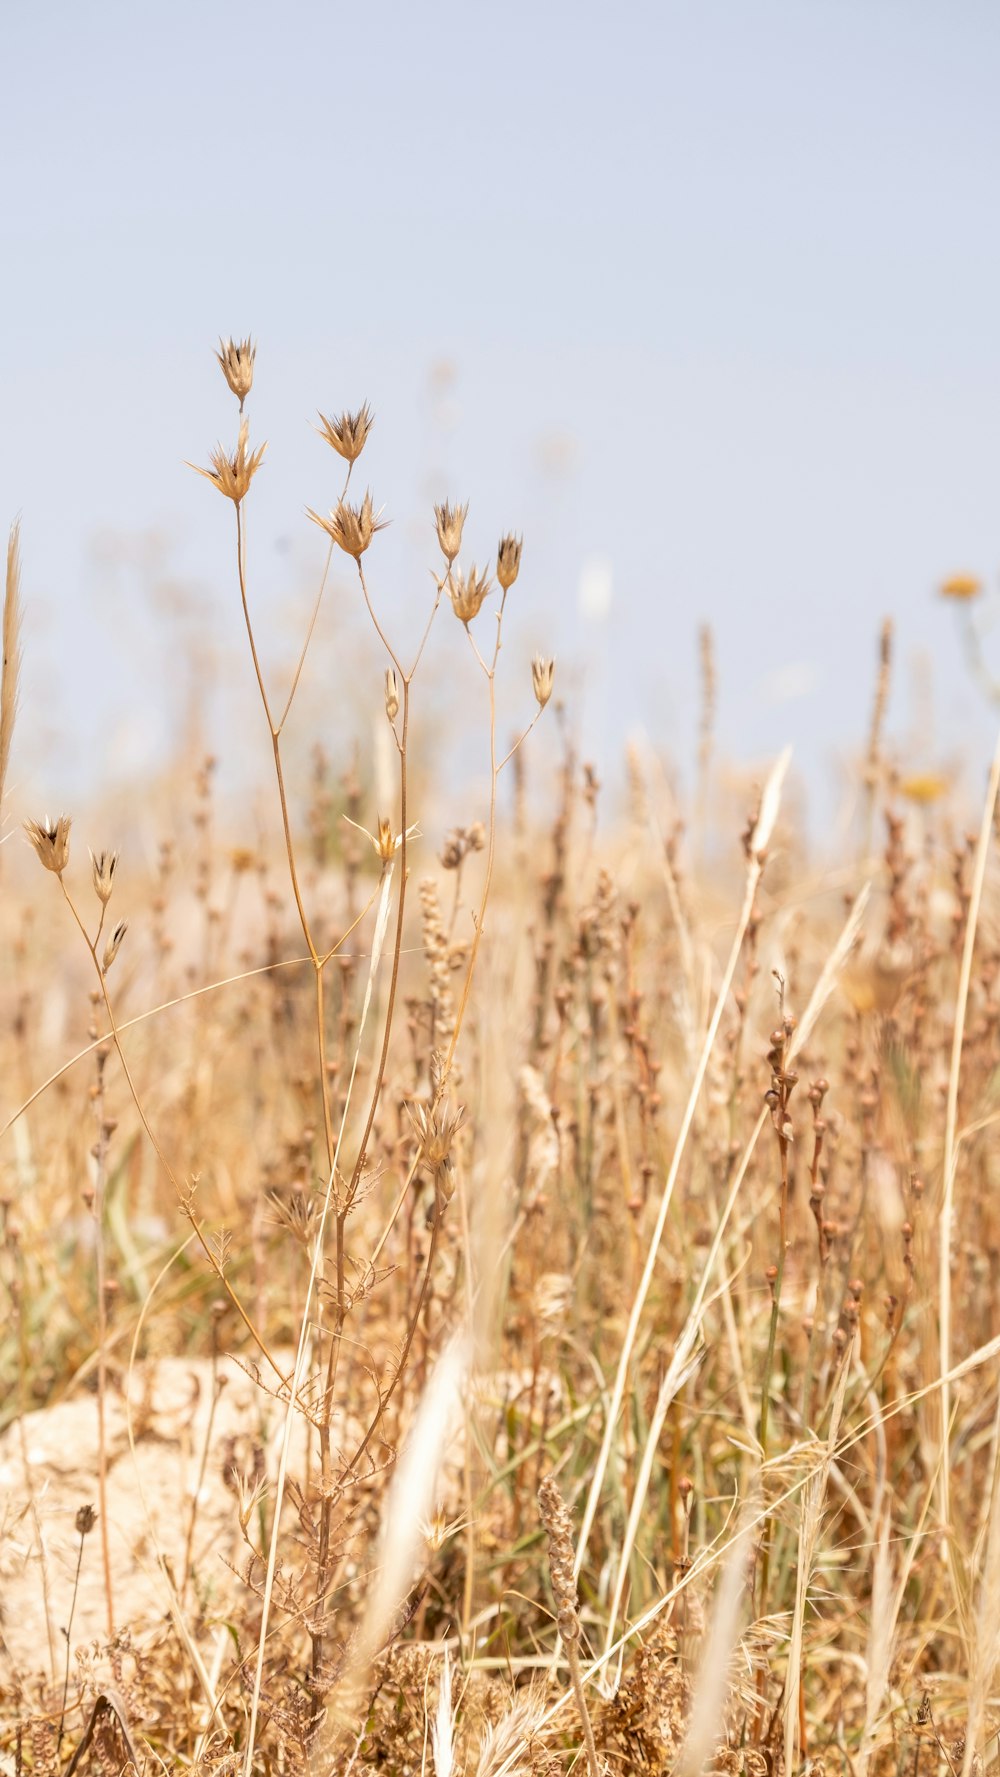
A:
[[940, 572, 982, 602], [900, 773, 948, 805]]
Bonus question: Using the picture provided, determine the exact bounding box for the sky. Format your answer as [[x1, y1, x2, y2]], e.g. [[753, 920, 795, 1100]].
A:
[[3, 0, 1000, 836]]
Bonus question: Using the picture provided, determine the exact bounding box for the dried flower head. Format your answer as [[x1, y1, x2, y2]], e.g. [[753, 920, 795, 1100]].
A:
[[24, 814, 71, 876], [343, 813, 420, 863], [940, 573, 982, 602], [215, 336, 256, 408], [102, 919, 128, 974], [497, 533, 523, 591], [316, 403, 374, 463], [384, 667, 399, 723], [308, 490, 387, 558], [75, 1504, 97, 1537], [89, 848, 119, 906], [434, 500, 468, 564], [406, 1098, 466, 1198], [531, 656, 555, 709], [448, 564, 491, 625], [189, 418, 266, 505]]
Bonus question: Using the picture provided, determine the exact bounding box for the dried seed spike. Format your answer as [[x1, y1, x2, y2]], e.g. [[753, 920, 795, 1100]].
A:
[[215, 336, 256, 408], [316, 402, 374, 463], [538, 1474, 580, 1640], [24, 813, 71, 876], [1, 519, 23, 814]]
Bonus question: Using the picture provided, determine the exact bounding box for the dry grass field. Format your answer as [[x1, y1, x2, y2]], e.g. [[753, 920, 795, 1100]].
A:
[[2, 343, 1000, 1777]]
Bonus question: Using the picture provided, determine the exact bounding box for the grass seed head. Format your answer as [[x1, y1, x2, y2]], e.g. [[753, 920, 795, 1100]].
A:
[[538, 1474, 581, 1640], [316, 402, 374, 463], [24, 813, 71, 876], [89, 847, 119, 906], [189, 417, 266, 505], [448, 564, 491, 625], [496, 532, 523, 590], [215, 336, 256, 408], [308, 489, 387, 558], [102, 918, 128, 973], [531, 655, 555, 709], [434, 500, 468, 564]]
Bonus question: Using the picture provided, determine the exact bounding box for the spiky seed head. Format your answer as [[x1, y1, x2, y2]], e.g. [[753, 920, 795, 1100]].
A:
[[406, 1099, 466, 1200], [24, 814, 71, 876], [215, 336, 256, 408], [448, 564, 491, 625], [102, 919, 128, 974], [307, 489, 387, 558], [384, 667, 399, 723], [434, 500, 468, 564], [89, 848, 119, 906], [75, 1504, 97, 1537], [188, 418, 266, 505], [940, 572, 982, 601], [316, 403, 374, 463], [531, 656, 555, 709], [537, 1474, 581, 1640], [496, 533, 523, 591]]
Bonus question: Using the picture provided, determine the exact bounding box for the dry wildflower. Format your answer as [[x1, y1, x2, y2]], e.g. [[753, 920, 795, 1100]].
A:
[[384, 667, 400, 723], [189, 417, 266, 505], [24, 813, 71, 875], [215, 336, 256, 408], [531, 655, 555, 709], [343, 812, 419, 862], [407, 1098, 465, 1196], [940, 572, 982, 601], [75, 1504, 97, 1536], [449, 564, 491, 625], [434, 500, 468, 564], [308, 489, 387, 558], [89, 848, 119, 906], [316, 402, 374, 463], [102, 918, 128, 973], [1, 520, 23, 813], [496, 533, 522, 590]]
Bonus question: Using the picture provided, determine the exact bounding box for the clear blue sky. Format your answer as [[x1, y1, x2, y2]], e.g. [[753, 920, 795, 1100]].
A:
[[4, 0, 1000, 825]]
